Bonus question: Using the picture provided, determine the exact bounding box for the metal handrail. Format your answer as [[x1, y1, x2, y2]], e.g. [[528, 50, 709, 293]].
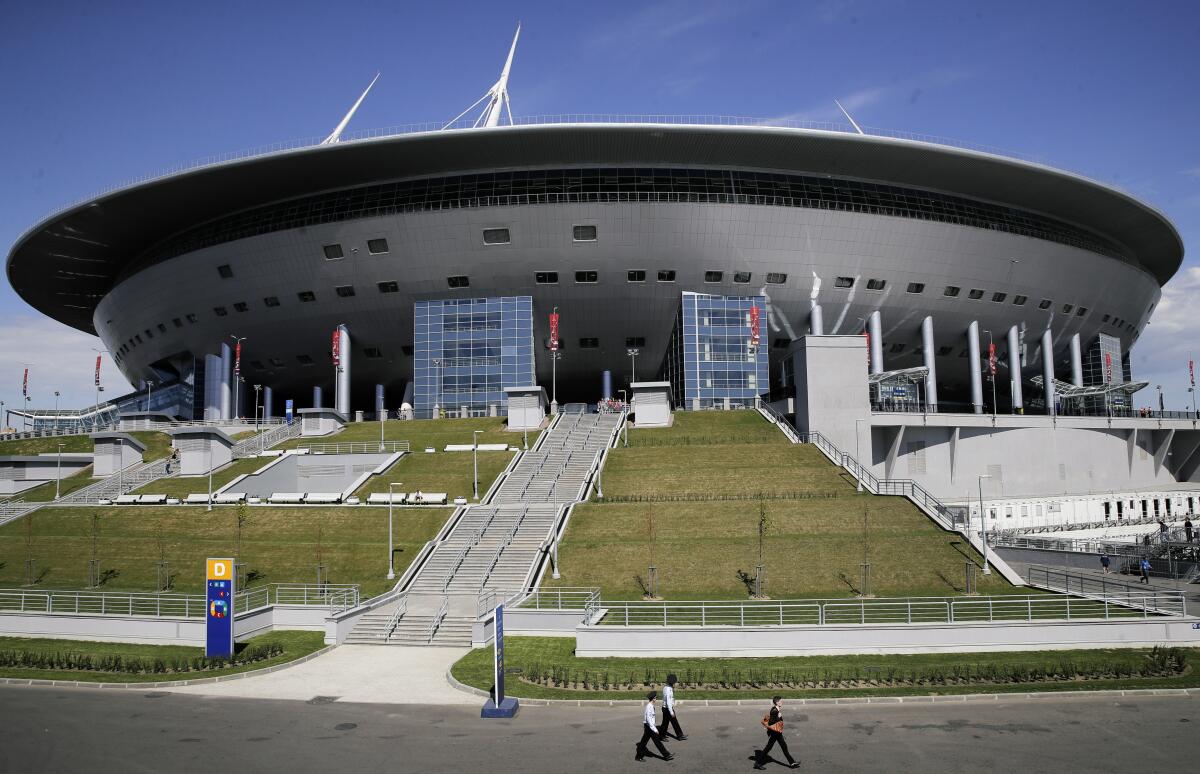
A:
[[426, 596, 448, 642], [297, 441, 410, 455], [383, 596, 409, 641], [1025, 565, 1188, 615]]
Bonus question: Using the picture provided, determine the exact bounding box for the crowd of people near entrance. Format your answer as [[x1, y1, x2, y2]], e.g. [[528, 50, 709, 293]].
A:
[[597, 398, 627, 414]]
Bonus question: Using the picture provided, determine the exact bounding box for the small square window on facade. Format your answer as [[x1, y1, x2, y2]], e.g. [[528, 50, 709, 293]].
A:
[[173, 318, 183, 328], [186, 313, 198, 323], [835, 276, 855, 288], [866, 278, 887, 291], [572, 225, 597, 241], [269, 358, 285, 367], [1062, 303, 1073, 314], [1013, 295, 1028, 305], [943, 286, 960, 297], [625, 337, 646, 347], [213, 306, 228, 317], [579, 337, 600, 348], [297, 354, 314, 365], [575, 270, 599, 283], [704, 270, 723, 283], [906, 282, 925, 294], [627, 270, 646, 282], [968, 289, 984, 299], [937, 346, 954, 356], [144, 329, 153, 339], [297, 290, 316, 302], [765, 272, 788, 284], [1076, 306, 1088, 317], [157, 323, 166, 333], [323, 244, 344, 260], [482, 228, 510, 245], [363, 347, 383, 358], [335, 285, 356, 297], [992, 292, 1007, 303], [733, 271, 752, 283], [657, 270, 677, 282], [377, 281, 399, 293], [264, 296, 280, 307], [889, 343, 905, 353], [134, 334, 143, 344], [1038, 299, 1052, 309], [217, 264, 233, 279], [535, 271, 558, 284], [447, 275, 470, 288], [1102, 314, 1111, 322], [367, 238, 389, 255]]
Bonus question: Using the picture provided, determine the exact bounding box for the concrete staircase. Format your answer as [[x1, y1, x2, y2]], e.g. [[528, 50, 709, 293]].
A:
[[491, 412, 623, 505]]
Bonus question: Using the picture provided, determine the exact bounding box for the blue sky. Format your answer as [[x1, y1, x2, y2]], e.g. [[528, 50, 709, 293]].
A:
[[1, 0, 1198, 410]]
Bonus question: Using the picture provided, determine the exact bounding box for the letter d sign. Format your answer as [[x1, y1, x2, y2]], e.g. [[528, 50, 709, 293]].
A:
[[206, 557, 236, 658]]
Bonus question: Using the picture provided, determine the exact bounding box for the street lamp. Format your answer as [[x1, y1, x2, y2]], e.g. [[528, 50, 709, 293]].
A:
[[254, 384, 262, 434], [431, 358, 443, 418], [206, 442, 214, 513], [472, 429, 482, 500], [978, 474, 992, 575], [1156, 384, 1164, 415], [627, 348, 641, 384], [91, 347, 109, 431], [146, 379, 156, 414], [379, 395, 386, 452], [55, 442, 64, 500], [549, 351, 562, 413], [229, 335, 247, 418], [387, 482, 402, 580], [53, 391, 60, 433], [619, 389, 628, 447]]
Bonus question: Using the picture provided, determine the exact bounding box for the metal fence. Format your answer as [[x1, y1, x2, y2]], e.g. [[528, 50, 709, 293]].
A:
[[1025, 565, 1187, 615], [0, 583, 360, 619], [298, 441, 410, 455]]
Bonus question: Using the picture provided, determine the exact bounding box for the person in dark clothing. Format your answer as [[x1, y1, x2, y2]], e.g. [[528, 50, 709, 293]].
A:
[[1184, 517, 1194, 543], [1100, 553, 1110, 574], [755, 696, 799, 769], [658, 673, 686, 741], [635, 691, 673, 762], [1139, 557, 1152, 583]]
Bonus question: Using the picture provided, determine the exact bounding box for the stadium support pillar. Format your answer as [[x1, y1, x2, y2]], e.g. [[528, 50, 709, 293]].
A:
[[1007, 325, 1024, 413], [263, 386, 273, 420], [375, 384, 385, 418], [1070, 333, 1083, 387], [967, 320, 983, 414], [1042, 328, 1056, 416], [219, 342, 233, 420], [810, 303, 824, 336], [313, 386, 323, 409], [868, 310, 883, 375], [601, 371, 613, 401], [921, 316, 938, 412], [203, 354, 223, 420], [336, 325, 351, 416]]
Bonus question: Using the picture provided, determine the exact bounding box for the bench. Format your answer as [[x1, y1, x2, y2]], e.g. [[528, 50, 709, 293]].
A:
[[304, 492, 341, 504], [114, 495, 139, 505], [367, 493, 406, 505], [184, 493, 211, 505], [268, 492, 305, 504], [137, 494, 167, 505], [214, 492, 246, 503], [409, 492, 448, 505]]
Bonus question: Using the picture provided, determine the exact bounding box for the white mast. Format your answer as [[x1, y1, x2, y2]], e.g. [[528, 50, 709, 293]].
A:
[[321, 72, 380, 145], [444, 24, 520, 129], [834, 99, 865, 135]]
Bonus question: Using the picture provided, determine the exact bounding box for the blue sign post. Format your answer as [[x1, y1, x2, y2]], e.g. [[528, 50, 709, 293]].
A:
[[481, 603, 519, 717], [285, 399, 294, 425], [205, 557, 235, 659]]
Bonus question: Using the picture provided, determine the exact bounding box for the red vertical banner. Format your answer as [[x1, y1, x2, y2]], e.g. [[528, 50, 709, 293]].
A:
[[549, 312, 559, 351], [864, 331, 870, 365], [1190, 359, 1195, 387], [95, 355, 102, 386], [331, 329, 341, 367], [234, 341, 241, 376], [987, 342, 997, 376], [1104, 352, 1113, 383], [22, 368, 28, 397], [748, 305, 761, 347]]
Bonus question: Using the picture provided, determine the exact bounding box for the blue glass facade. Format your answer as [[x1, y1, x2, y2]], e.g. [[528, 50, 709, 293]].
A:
[[414, 297, 534, 418], [664, 292, 769, 408]]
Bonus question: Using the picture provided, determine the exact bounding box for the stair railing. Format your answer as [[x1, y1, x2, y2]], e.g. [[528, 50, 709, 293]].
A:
[[382, 595, 409, 641]]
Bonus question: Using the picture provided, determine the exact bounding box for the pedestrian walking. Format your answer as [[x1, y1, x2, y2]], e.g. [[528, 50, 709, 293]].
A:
[[1158, 519, 1168, 536], [658, 674, 686, 741], [1139, 557, 1152, 584], [1184, 517, 1193, 543], [1099, 553, 1110, 574], [634, 691, 673, 763], [754, 696, 799, 770]]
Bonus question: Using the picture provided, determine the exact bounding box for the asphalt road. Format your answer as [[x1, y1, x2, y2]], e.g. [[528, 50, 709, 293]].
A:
[[1, 688, 1197, 773]]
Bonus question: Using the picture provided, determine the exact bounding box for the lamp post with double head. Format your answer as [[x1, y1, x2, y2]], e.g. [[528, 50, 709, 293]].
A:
[[978, 474, 992, 575], [626, 348, 640, 385], [229, 335, 247, 418], [431, 358, 442, 418], [55, 442, 64, 500], [387, 481, 402, 580]]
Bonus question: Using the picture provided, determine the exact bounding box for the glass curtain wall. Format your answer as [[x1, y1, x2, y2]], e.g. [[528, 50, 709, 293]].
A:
[[663, 292, 769, 409]]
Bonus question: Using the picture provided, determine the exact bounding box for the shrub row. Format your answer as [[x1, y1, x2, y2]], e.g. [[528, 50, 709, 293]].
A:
[[0, 642, 285, 675], [518, 647, 1189, 691], [599, 491, 840, 503]]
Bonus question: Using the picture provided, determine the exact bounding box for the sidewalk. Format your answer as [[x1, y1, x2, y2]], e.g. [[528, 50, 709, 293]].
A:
[[1010, 559, 1200, 612], [168, 645, 477, 705]]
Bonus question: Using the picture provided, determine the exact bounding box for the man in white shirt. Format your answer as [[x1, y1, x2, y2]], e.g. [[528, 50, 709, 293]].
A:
[[658, 673, 687, 740], [635, 691, 673, 762]]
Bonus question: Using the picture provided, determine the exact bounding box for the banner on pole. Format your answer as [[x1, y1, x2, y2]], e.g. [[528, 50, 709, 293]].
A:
[[1190, 359, 1195, 387], [749, 305, 761, 347], [494, 604, 506, 704], [988, 342, 997, 377], [1104, 352, 1114, 384], [549, 312, 559, 351], [94, 356, 102, 386], [22, 368, 28, 398], [234, 341, 241, 376], [205, 558, 235, 658], [331, 330, 341, 367]]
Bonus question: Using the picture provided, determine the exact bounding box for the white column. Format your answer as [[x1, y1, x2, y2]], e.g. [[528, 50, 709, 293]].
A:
[[967, 320, 983, 414], [336, 324, 351, 416], [375, 384, 385, 418], [921, 315, 938, 411], [204, 354, 223, 420], [219, 342, 232, 420], [868, 310, 883, 375], [1042, 328, 1056, 416], [312, 386, 323, 408], [1069, 333, 1083, 387], [810, 302, 824, 336], [1007, 325, 1024, 412], [263, 386, 273, 420]]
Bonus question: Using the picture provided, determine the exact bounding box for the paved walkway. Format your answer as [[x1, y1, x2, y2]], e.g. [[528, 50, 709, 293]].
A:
[[170, 645, 477, 705], [1010, 560, 1200, 611]]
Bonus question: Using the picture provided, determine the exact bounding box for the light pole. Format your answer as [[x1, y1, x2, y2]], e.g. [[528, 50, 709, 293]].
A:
[[146, 379, 155, 414], [854, 418, 866, 492], [549, 351, 562, 413], [619, 389, 628, 446], [627, 348, 641, 384], [978, 473, 992, 575], [472, 429, 482, 500], [387, 481, 402, 580], [431, 358, 442, 418], [984, 329, 997, 417], [55, 442, 64, 500], [53, 391, 60, 433], [91, 347, 109, 431], [229, 335, 247, 418], [379, 398, 386, 452], [1, 401, 5, 433], [254, 384, 262, 434], [1156, 384, 1164, 415], [206, 442, 214, 513]]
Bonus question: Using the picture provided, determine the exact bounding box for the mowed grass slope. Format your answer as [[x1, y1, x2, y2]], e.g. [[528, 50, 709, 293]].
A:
[[134, 457, 271, 498], [0, 505, 449, 597], [0, 435, 94, 455], [278, 417, 537, 451], [543, 412, 1013, 600], [355, 451, 514, 502]]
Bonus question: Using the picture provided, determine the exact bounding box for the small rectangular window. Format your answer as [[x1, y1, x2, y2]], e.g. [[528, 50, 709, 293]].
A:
[[1102, 314, 1110, 322], [907, 282, 925, 294], [992, 292, 1007, 303], [943, 286, 960, 297], [889, 343, 905, 353], [157, 323, 166, 333], [186, 313, 198, 323], [765, 272, 788, 284], [535, 271, 558, 284], [866, 278, 887, 291], [482, 228, 510, 245], [625, 337, 646, 347], [144, 328, 153, 339], [217, 264, 233, 279], [447, 275, 470, 288], [335, 285, 356, 298], [835, 276, 855, 288], [367, 238, 389, 255], [363, 347, 382, 359], [704, 270, 723, 283], [377, 281, 399, 293], [1012, 295, 1028, 305], [297, 354, 314, 365], [323, 244, 344, 260], [572, 225, 597, 241], [263, 296, 280, 307], [269, 357, 285, 367], [1076, 307, 1088, 317], [578, 337, 600, 348], [297, 290, 316, 302], [937, 345, 953, 356], [772, 338, 790, 349], [1039, 299, 1052, 309], [134, 334, 143, 344], [627, 270, 646, 283], [233, 302, 248, 312], [968, 289, 984, 300], [733, 271, 752, 284], [657, 270, 676, 282], [574, 270, 599, 284], [213, 306, 228, 317], [173, 317, 183, 328], [1062, 303, 1074, 314]]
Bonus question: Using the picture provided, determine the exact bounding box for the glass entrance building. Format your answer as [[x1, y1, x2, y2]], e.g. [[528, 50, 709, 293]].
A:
[[663, 292, 769, 409], [413, 296, 534, 418]]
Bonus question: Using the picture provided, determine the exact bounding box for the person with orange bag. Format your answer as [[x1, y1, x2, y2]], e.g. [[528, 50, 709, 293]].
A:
[[754, 696, 799, 769]]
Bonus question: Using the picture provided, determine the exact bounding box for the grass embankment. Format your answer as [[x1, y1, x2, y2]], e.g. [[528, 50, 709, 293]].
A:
[[0, 505, 449, 597], [277, 417, 537, 451], [0, 631, 325, 683], [14, 466, 97, 502], [451, 637, 1199, 699], [542, 412, 1014, 599], [0, 436, 94, 456], [355, 450, 514, 502], [134, 458, 270, 497], [126, 431, 173, 462]]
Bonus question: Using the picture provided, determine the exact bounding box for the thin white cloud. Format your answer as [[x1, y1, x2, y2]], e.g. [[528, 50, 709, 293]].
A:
[[1129, 265, 1200, 409], [583, 0, 753, 53], [763, 68, 972, 126], [0, 315, 131, 413]]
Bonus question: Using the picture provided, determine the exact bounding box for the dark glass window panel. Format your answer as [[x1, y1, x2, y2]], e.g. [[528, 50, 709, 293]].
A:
[[323, 244, 344, 260], [482, 228, 510, 244], [572, 225, 597, 241], [377, 281, 399, 293], [297, 290, 316, 302], [627, 270, 646, 282], [217, 264, 233, 278], [263, 296, 280, 307], [704, 271, 723, 282], [574, 270, 598, 283], [535, 271, 558, 284], [367, 238, 389, 254]]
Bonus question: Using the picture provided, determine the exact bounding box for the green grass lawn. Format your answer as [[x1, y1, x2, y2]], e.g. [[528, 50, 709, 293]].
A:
[[451, 637, 1199, 699], [278, 417, 538, 451], [0, 630, 325, 683], [0, 435, 94, 455], [12, 466, 96, 502], [134, 458, 270, 497], [0, 505, 450, 597], [126, 431, 173, 462], [355, 450, 515, 502], [628, 410, 787, 447]]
